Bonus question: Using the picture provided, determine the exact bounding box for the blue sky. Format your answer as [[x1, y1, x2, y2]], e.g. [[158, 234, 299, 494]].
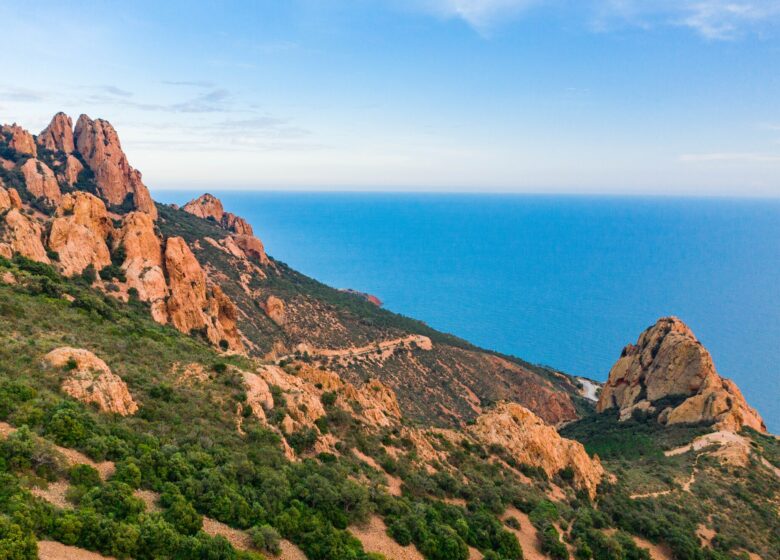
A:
[[1, 0, 780, 195]]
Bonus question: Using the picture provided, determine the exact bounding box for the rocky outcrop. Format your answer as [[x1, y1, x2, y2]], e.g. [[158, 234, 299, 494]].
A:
[[164, 236, 243, 352], [2, 124, 37, 156], [0, 208, 50, 263], [470, 402, 604, 498], [264, 295, 286, 326], [48, 192, 112, 276], [43, 347, 138, 416], [114, 212, 168, 322], [73, 115, 156, 218], [232, 234, 268, 264], [182, 194, 255, 236], [222, 213, 253, 236], [62, 156, 84, 186], [38, 113, 75, 153], [597, 317, 766, 432], [0, 186, 22, 211], [182, 193, 224, 221], [20, 159, 61, 205]]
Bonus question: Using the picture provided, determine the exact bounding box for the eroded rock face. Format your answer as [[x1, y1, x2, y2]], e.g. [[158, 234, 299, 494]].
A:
[[20, 158, 61, 205], [115, 212, 168, 322], [2, 124, 37, 156], [164, 236, 243, 352], [73, 114, 156, 218], [43, 347, 138, 416], [597, 317, 766, 432], [470, 402, 604, 498], [264, 295, 286, 326], [0, 208, 50, 263], [62, 155, 84, 186], [48, 192, 112, 276], [38, 112, 75, 153], [222, 213, 253, 236], [232, 234, 268, 264], [0, 186, 22, 211]]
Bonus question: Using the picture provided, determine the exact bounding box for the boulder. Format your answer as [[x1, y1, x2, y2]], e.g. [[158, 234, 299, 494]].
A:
[[264, 295, 286, 326], [43, 347, 138, 416], [470, 402, 604, 498], [73, 115, 156, 218], [38, 112, 75, 153], [48, 192, 112, 276], [20, 159, 61, 205], [233, 234, 268, 264], [597, 317, 766, 432]]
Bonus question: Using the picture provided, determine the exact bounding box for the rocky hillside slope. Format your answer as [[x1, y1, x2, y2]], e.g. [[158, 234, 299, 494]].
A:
[[1, 113, 584, 428], [0, 113, 777, 560]]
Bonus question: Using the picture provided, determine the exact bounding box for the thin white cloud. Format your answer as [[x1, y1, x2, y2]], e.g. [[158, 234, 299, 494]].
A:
[[410, 0, 543, 33], [679, 152, 780, 163], [404, 0, 780, 39]]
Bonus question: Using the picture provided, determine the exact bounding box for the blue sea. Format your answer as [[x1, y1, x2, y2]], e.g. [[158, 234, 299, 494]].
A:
[[155, 192, 780, 432]]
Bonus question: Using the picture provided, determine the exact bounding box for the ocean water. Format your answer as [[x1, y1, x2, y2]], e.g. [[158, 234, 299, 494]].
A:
[[155, 192, 780, 432]]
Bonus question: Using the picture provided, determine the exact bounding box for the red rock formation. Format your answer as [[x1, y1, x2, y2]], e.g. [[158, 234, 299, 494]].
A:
[[182, 194, 254, 235], [470, 402, 604, 498], [62, 155, 84, 186], [182, 193, 224, 222], [48, 192, 112, 276], [0, 186, 22, 211], [597, 317, 766, 432], [2, 124, 37, 156], [73, 114, 156, 218], [222, 212, 253, 236], [264, 295, 286, 326], [164, 236, 243, 352], [232, 234, 268, 264], [20, 159, 61, 205], [0, 208, 49, 263], [114, 212, 168, 322], [38, 112, 75, 153], [43, 347, 138, 416]]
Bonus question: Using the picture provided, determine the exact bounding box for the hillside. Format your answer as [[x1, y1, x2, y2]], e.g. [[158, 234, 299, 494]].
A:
[[0, 113, 777, 560]]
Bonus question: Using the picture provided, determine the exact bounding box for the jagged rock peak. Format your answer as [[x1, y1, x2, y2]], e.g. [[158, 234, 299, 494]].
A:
[[1, 123, 37, 156], [597, 317, 766, 433], [182, 193, 254, 236], [38, 112, 75, 153], [469, 402, 604, 498], [73, 114, 157, 219], [182, 193, 224, 221]]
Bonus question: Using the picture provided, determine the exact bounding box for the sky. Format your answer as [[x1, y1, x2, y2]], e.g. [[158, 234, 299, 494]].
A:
[[1, 0, 780, 195]]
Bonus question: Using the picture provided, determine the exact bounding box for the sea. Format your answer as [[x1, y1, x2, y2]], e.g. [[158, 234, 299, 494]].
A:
[[154, 191, 780, 432]]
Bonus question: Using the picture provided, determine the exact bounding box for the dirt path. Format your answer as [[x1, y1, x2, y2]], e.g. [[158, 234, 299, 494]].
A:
[[351, 516, 424, 560], [502, 508, 546, 560], [202, 516, 306, 560], [0, 421, 115, 479], [38, 541, 115, 560], [280, 335, 432, 363], [631, 453, 701, 499]]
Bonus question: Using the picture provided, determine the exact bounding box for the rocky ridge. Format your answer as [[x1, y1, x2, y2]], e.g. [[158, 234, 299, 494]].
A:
[[597, 317, 766, 432]]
